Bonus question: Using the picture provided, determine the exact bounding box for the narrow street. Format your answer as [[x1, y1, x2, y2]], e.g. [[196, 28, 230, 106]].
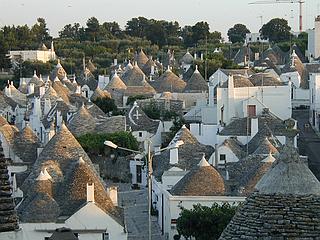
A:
[[118, 189, 164, 240], [293, 109, 320, 180]]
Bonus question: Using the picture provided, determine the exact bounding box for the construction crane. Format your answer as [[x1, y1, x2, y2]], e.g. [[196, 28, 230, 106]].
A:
[[249, 0, 305, 32]]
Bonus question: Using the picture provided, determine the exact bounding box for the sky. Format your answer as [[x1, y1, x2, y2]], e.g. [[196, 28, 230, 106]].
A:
[[1, 0, 320, 40]]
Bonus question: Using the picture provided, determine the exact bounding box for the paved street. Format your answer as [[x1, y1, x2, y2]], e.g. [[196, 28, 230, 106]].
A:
[[293, 109, 320, 180], [118, 189, 164, 240]]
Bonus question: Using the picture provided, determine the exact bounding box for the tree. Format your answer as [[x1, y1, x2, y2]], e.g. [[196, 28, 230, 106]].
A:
[[86, 17, 100, 42], [176, 203, 237, 240], [77, 131, 139, 155], [227, 24, 250, 43], [31, 18, 51, 43], [92, 97, 119, 115], [192, 21, 210, 44], [260, 18, 291, 42]]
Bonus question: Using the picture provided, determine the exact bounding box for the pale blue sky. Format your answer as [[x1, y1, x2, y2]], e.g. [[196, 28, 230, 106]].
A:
[[1, 0, 320, 39]]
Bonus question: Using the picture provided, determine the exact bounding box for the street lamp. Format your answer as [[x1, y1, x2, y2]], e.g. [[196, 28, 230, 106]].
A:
[[104, 139, 184, 240]]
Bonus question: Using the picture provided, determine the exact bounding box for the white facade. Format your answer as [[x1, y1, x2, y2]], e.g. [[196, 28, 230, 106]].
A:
[[307, 16, 320, 61], [310, 73, 320, 130], [216, 77, 292, 125], [245, 33, 268, 44], [7, 44, 56, 64], [17, 202, 127, 240], [158, 185, 245, 240]]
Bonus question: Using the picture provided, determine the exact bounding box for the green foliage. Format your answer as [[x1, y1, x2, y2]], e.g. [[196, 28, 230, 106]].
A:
[[142, 101, 161, 119], [177, 203, 237, 240], [142, 100, 179, 121], [228, 24, 250, 43], [77, 131, 139, 155], [260, 18, 291, 42], [126, 95, 149, 106], [92, 97, 118, 115], [13, 60, 53, 80]]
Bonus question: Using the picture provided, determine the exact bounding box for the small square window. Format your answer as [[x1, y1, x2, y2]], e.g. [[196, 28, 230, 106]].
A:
[[139, 132, 143, 137], [220, 154, 226, 161]]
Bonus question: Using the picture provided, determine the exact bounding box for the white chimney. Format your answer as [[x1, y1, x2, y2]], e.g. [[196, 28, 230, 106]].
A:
[[151, 65, 155, 75], [39, 86, 45, 97], [107, 186, 118, 206], [154, 146, 161, 156], [86, 183, 95, 202], [114, 59, 118, 66], [194, 53, 197, 60], [76, 85, 81, 94], [28, 83, 35, 95], [251, 118, 259, 139], [37, 147, 43, 157], [44, 98, 51, 115], [56, 110, 63, 129], [200, 53, 204, 61], [169, 148, 179, 164], [5, 83, 11, 97]]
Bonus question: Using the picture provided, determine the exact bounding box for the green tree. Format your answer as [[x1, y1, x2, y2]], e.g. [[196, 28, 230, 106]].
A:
[[192, 21, 210, 44], [86, 17, 100, 42], [77, 131, 139, 155], [177, 203, 237, 240], [260, 18, 291, 42], [92, 97, 118, 115], [227, 24, 250, 43], [31, 18, 51, 43]]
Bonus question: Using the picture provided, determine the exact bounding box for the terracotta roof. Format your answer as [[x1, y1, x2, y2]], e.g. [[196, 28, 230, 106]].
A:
[[171, 156, 225, 196], [184, 66, 208, 92], [0, 149, 19, 232], [151, 69, 186, 93]]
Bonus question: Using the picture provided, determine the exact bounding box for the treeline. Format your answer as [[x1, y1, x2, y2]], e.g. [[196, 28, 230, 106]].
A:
[[59, 16, 222, 47]]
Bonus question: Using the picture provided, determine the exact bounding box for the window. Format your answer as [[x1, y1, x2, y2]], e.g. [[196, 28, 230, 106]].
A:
[[139, 132, 143, 137], [247, 105, 256, 117], [102, 233, 109, 240], [220, 154, 226, 161]]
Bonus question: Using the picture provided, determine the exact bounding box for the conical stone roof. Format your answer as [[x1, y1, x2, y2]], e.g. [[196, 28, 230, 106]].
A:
[[219, 126, 320, 239], [171, 156, 225, 196], [105, 72, 127, 90], [19, 124, 124, 225], [152, 68, 186, 93], [68, 105, 96, 136], [90, 87, 111, 101], [184, 66, 208, 92], [0, 146, 19, 232], [135, 49, 149, 67]]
